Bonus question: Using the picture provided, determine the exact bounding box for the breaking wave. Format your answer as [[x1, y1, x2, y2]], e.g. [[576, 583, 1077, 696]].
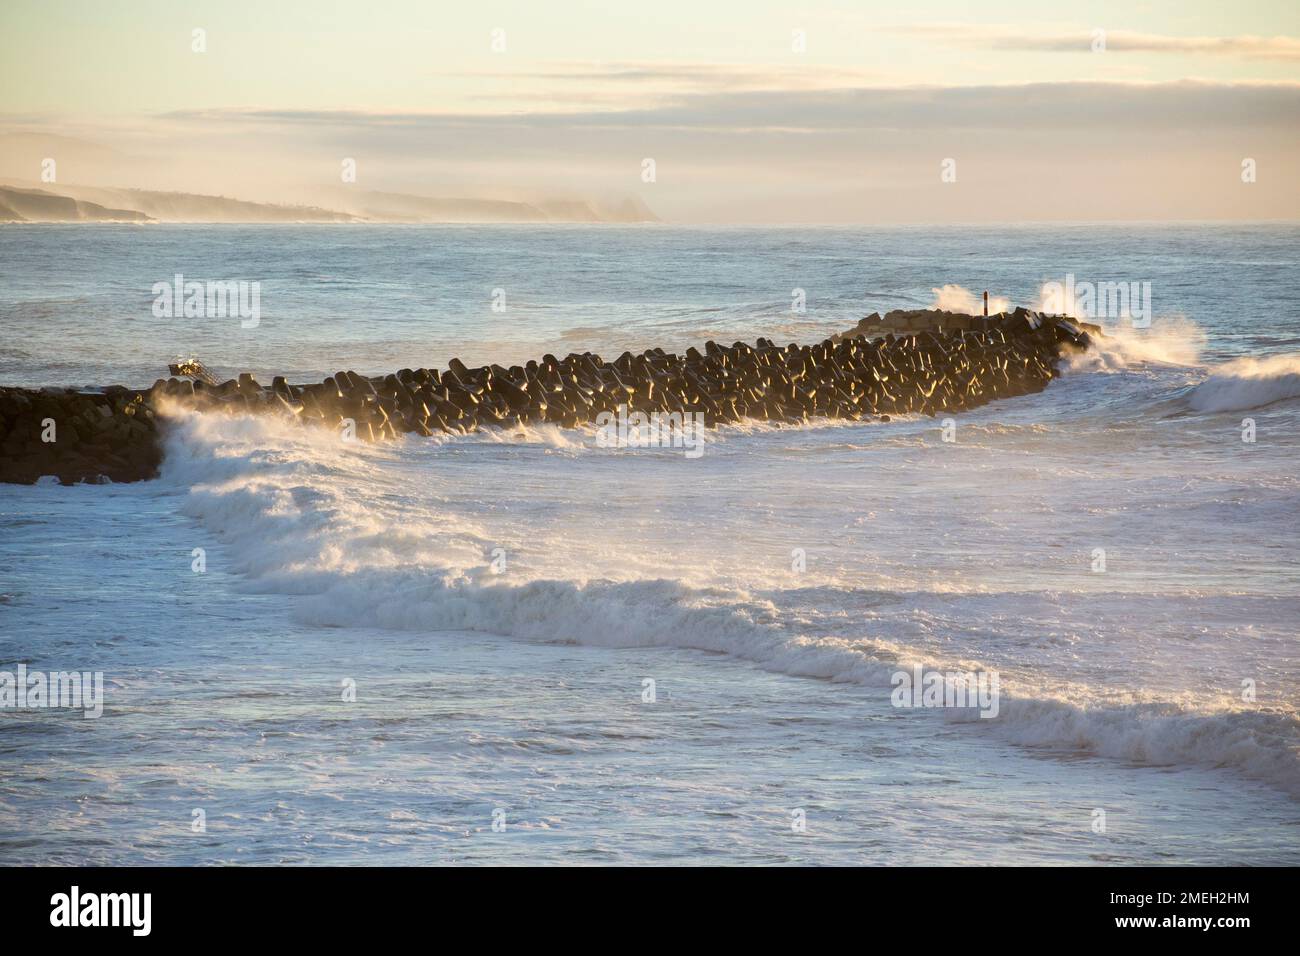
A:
[[1187, 353, 1300, 413], [1064, 316, 1206, 372], [158, 407, 1300, 798]]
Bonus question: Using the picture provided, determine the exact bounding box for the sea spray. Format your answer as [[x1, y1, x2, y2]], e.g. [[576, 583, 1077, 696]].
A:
[[1187, 353, 1300, 413], [157, 407, 1300, 798]]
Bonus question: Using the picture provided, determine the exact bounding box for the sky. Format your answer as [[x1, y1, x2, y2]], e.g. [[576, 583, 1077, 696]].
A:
[[1, 0, 1297, 221]]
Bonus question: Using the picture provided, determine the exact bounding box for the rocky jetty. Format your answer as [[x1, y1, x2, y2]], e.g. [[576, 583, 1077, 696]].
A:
[[0, 307, 1097, 485], [0, 386, 163, 484]]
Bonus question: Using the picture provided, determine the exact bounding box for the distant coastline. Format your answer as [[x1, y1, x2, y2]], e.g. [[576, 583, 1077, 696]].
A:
[[0, 182, 660, 225]]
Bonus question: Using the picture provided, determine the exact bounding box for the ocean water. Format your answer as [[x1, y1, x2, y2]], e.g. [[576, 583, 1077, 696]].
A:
[[1, 223, 1299, 865]]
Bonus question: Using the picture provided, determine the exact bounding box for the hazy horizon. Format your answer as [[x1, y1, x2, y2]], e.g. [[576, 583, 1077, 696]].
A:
[[2, 0, 1298, 222]]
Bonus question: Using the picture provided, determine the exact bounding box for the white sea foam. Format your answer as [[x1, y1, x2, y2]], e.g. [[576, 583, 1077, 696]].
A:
[[1058, 318, 1300, 414], [159, 407, 1300, 798], [929, 284, 1010, 315], [9, 224, 1300, 863], [1057, 320, 1300, 412], [1064, 316, 1206, 372], [1187, 353, 1300, 413]]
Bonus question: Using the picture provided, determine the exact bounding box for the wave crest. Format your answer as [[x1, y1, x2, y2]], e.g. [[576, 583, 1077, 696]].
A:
[[1187, 353, 1300, 413], [159, 398, 1300, 798]]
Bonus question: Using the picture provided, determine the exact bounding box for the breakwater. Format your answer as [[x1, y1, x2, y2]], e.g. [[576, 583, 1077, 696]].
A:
[[0, 307, 1097, 485]]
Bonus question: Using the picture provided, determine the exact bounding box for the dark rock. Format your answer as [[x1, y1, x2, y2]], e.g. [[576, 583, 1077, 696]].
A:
[[0, 310, 1095, 483]]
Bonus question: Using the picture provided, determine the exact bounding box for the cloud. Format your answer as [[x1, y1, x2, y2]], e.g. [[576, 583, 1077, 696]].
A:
[[429, 61, 888, 111], [896, 24, 1300, 61], [157, 80, 1300, 134], [436, 61, 882, 87], [8, 80, 1298, 223]]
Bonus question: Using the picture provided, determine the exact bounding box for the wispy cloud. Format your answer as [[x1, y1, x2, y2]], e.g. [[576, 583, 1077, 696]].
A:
[[896, 24, 1300, 61], [437, 62, 882, 86], [8, 81, 1298, 223], [159, 80, 1300, 134], [429, 61, 887, 110]]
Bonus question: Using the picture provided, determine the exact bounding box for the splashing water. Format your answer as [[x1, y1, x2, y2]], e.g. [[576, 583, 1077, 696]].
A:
[[929, 283, 1010, 315], [1187, 353, 1300, 413]]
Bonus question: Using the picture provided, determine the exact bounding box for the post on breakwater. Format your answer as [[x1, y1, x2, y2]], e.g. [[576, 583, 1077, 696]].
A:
[[0, 307, 1100, 486], [983, 290, 989, 316]]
